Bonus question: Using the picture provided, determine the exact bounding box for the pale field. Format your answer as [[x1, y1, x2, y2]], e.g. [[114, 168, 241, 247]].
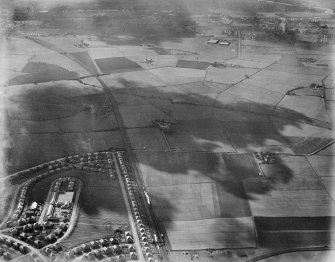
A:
[[206, 66, 258, 85], [127, 55, 178, 70], [307, 155, 335, 177], [100, 70, 165, 89], [226, 82, 285, 108], [245, 178, 335, 217], [149, 67, 206, 85], [164, 217, 256, 250], [88, 47, 124, 59], [276, 95, 331, 123]]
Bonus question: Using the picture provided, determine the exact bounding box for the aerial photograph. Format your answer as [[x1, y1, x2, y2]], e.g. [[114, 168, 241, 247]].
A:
[[0, 0, 334, 261]]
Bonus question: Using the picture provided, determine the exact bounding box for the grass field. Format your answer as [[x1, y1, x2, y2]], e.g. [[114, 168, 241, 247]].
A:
[[30, 53, 91, 77], [176, 60, 211, 70], [206, 67, 258, 85], [69, 52, 99, 75], [276, 95, 330, 124], [149, 67, 206, 85], [95, 57, 143, 74], [307, 155, 335, 177], [165, 120, 237, 152], [227, 82, 284, 108], [245, 179, 335, 217], [119, 104, 173, 128], [101, 70, 165, 89], [164, 217, 256, 250], [126, 128, 167, 150], [62, 173, 129, 248], [136, 151, 258, 249]]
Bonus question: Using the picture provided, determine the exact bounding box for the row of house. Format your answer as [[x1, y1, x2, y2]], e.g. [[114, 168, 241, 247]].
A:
[[117, 151, 157, 262]]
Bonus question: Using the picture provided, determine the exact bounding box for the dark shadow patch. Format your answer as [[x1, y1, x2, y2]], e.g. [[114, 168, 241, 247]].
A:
[[5, 62, 78, 86]]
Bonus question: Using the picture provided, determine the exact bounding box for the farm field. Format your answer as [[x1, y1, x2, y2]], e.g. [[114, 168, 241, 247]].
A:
[[259, 250, 335, 262], [136, 151, 258, 249], [245, 178, 335, 217], [307, 155, 335, 177], [205, 67, 258, 85], [164, 217, 256, 250], [95, 57, 143, 74], [126, 128, 167, 150], [276, 96, 331, 124], [69, 52, 100, 74]]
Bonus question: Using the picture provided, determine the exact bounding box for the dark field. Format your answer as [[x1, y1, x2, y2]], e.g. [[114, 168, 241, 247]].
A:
[[254, 216, 335, 231], [176, 60, 211, 70], [257, 231, 332, 249], [95, 57, 143, 74], [6, 62, 78, 86]]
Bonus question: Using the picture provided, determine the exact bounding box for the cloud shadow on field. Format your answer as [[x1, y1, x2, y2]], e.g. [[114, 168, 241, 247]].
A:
[[104, 78, 334, 250], [3, 70, 334, 251]]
